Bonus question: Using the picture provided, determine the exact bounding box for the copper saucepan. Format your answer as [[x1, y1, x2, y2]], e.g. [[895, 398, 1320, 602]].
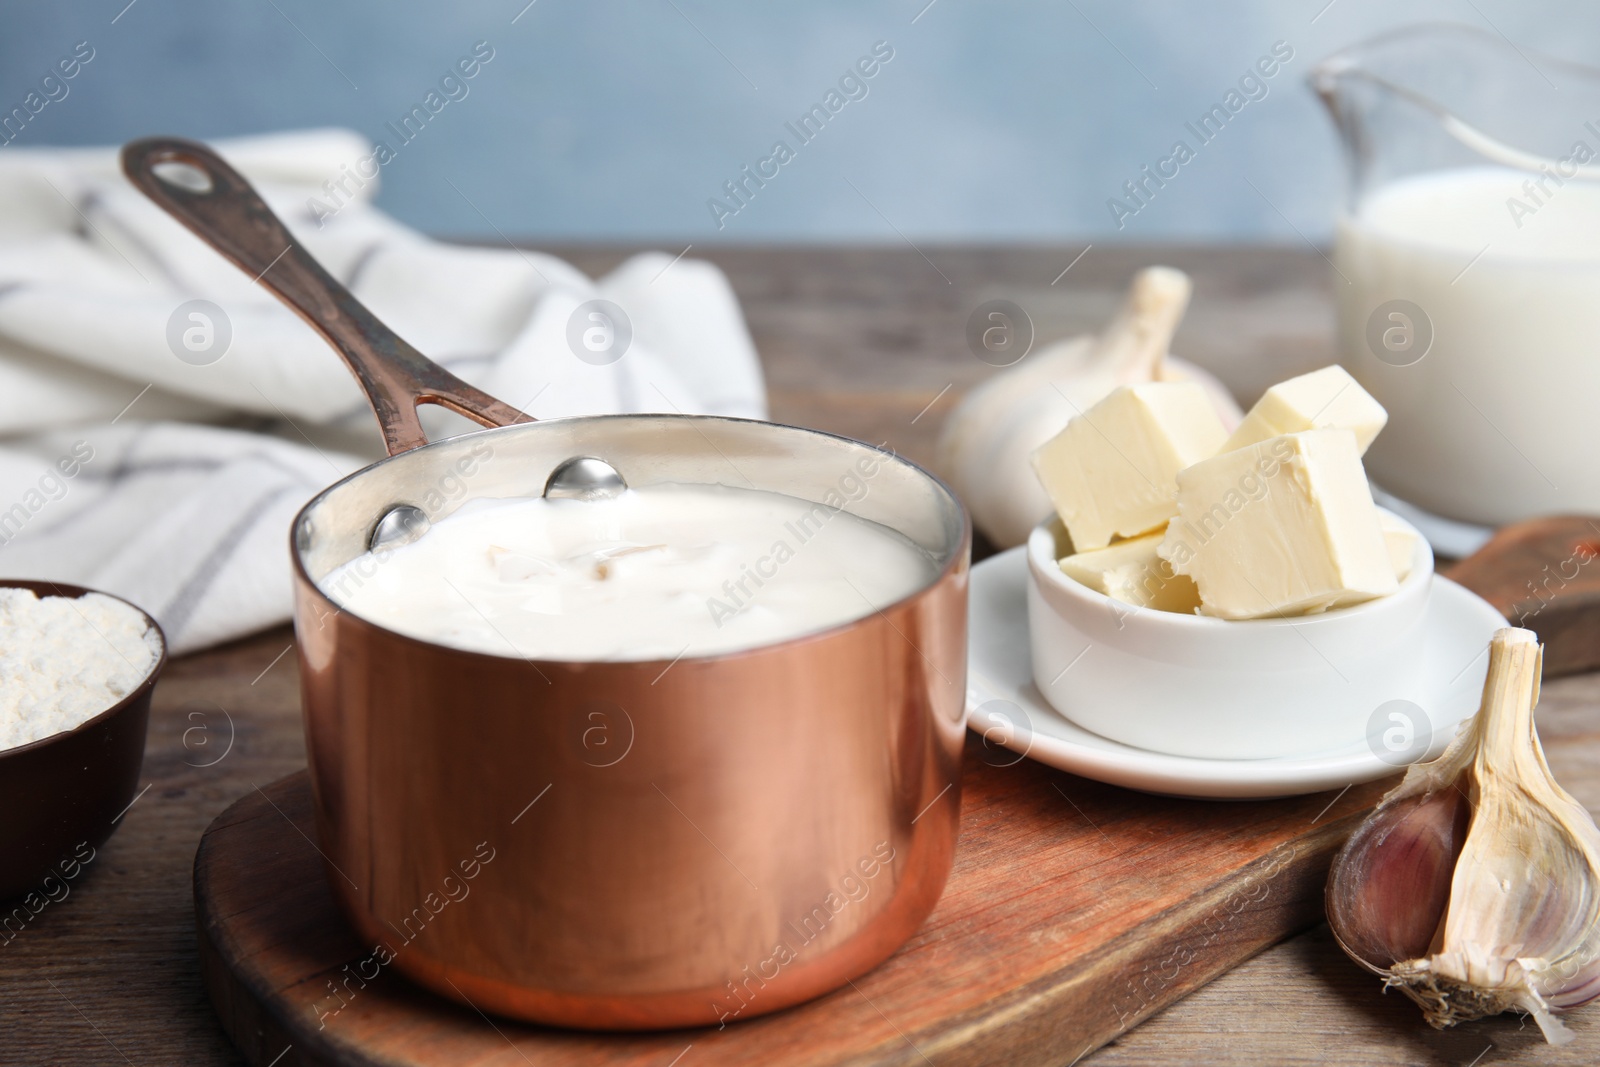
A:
[[122, 137, 969, 1030]]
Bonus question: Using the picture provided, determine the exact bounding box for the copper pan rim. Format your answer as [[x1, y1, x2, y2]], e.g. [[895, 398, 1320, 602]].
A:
[[289, 411, 972, 670]]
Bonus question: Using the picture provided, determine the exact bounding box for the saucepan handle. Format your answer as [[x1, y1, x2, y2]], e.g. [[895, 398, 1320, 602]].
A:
[[121, 136, 532, 456]]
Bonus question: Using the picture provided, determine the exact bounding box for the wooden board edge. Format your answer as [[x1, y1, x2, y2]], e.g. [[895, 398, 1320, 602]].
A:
[[196, 775, 385, 1067], [1442, 515, 1600, 678], [198, 904, 327, 1067]]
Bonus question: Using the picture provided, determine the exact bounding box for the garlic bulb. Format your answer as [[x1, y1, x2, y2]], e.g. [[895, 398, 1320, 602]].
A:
[[1327, 627, 1600, 1044], [935, 267, 1242, 549]]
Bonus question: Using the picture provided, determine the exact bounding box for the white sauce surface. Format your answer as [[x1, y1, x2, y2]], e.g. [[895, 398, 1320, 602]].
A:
[[319, 483, 939, 661]]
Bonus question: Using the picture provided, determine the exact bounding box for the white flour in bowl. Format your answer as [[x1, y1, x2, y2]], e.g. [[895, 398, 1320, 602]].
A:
[[0, 588, 162, 750]]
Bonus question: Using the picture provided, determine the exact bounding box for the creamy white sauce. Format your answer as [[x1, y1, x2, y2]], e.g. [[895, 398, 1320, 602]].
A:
[[319, 483, 939, 661]]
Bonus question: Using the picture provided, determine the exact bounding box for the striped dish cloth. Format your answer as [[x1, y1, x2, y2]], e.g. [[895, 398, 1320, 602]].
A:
[[0, 130, 766, 653]]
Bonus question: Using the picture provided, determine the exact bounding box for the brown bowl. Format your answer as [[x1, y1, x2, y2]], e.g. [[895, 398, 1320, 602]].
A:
[[0, 580, 165, 902]]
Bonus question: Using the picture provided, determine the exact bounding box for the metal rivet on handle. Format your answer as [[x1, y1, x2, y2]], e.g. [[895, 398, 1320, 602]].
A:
[[369, 504, 430, 552], [543, 457, 627, 501], [151, 160, 213, 193]]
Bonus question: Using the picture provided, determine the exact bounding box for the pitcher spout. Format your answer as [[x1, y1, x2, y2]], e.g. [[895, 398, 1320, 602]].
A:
[[1310, 23, 1600, 203]]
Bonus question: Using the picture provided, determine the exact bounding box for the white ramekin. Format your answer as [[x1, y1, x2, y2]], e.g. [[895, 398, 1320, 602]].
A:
[[1026, 509, 1435, 760]]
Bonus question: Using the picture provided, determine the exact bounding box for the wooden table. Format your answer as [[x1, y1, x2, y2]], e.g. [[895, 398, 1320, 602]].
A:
[[5, 245, 1597, 1066]]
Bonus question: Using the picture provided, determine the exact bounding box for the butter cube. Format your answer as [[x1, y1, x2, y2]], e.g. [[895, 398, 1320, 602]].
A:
[[1222, 365, 1387, 455], [1032, 383, 1228, 551], [1378, 512, 1420, 583], [1158, 430, 1398, 618], [1059, 528, 1202, 614]]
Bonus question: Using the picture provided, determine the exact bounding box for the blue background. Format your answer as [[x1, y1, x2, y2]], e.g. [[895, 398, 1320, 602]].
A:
[[2, 1, 1594, 241]]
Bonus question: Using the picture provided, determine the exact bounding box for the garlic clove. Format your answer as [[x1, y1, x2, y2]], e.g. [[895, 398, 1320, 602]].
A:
[[1327, 628, 1600, 1045], [935, 267, 1242, 548], [934, 335, 1096, 550], [1328, 787, 1469, 971], [1085, 265, 1193, 387]]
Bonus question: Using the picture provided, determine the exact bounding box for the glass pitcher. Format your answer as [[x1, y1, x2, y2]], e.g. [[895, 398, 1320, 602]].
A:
[[1314, 23, 1600, 528]]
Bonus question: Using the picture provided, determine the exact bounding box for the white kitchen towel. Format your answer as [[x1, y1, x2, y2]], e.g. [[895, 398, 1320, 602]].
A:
[[0, 129, 767, 654]]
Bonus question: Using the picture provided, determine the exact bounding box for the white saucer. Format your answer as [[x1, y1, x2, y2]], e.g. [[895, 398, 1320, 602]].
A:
[[965, 547, 1508, 799]]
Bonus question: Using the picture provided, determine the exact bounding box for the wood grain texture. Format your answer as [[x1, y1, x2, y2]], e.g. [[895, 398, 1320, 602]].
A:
[[3, 245, 1597, 1067], [1443, 517, 1600, 677], [193, 757, 1384, 1067]]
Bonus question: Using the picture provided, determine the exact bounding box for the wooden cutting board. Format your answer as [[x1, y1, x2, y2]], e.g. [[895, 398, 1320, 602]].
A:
[[1444, 515, 1600, 677], [194, 517, 1600, 1067]]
